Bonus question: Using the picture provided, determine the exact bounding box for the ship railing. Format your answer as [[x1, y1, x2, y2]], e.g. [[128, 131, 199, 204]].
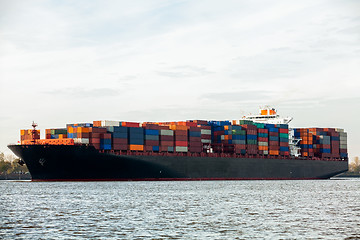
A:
[[99, 148, 346, 162]]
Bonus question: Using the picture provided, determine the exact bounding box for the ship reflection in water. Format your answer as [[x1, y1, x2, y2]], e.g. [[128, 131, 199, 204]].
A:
[[1, 180, 360, 239]]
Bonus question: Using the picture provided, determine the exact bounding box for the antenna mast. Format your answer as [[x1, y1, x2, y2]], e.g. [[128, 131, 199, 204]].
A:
[[31, 121, 38, 144]]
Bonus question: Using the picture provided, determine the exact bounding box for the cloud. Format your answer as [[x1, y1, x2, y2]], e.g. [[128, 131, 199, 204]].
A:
[[157, 65, 213, 78], [43, 88, 120, 98]]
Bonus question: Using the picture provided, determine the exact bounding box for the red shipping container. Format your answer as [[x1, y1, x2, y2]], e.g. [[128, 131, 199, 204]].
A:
[[143, 124, 160, 130], [145, 146, 155, 151], [201, 134, 211, 140], [241, 124, 257, 130], [279, 142, 289, 147], [188, 142, 202, 147], [175, 130, 188, 136], [160, 141, 174, 147], [90, 138, 100, 144], [185, 121, 198, 127], [269, 145, 280, 151], [279, 128, 289, 134], [214, 131, 224, 135], [280, 151, 290, 156], [113, 144, 128, 151], [193, 120, 208, 125], [121, 122, 140, 128], [189, 126, 201, 132], [258, 137, 268, 142], [145, 140, 159, 146], [101, 133, 112, 139], [234, 144, 246, 150], [175, 141, 188, 146], [160, 135, 174, 141], [78, 132, 90, 138], [189, 147, 202, 153], [174, 135, 187, 141], [200, 125, 211, 130], [90, 133, 101, 138], [269, 132, 279, 137], [113, 138, 128, 144], [189, 136, 201, 142], [269, 141, 279, 146], [90, 127, 107, 133]]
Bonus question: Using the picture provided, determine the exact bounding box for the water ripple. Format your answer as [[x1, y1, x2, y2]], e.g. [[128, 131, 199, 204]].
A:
[[1, 179, 360, 239]]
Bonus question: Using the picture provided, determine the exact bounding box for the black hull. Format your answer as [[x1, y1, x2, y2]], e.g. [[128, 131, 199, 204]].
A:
[[8, 144, 348, 181]]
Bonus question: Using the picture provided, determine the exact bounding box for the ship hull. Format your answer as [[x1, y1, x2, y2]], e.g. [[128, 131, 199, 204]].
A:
[[8, 144, 348, 181]]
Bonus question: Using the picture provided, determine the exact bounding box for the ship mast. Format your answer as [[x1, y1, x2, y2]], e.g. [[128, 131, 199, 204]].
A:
[[31, 121, 38, 145]]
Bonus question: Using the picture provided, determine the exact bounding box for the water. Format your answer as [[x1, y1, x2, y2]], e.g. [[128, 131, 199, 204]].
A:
[[1, 179, 360, 239]]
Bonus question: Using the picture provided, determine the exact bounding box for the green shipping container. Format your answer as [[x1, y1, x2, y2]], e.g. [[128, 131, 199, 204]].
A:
[[279, 133, 289, 138]]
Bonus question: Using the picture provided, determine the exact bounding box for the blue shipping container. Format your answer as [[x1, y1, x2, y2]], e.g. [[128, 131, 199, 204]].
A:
[[145, 129, 159, 135]]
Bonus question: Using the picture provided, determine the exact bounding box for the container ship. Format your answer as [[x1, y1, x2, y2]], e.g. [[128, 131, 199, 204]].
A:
[[8, 107, 348, 181]]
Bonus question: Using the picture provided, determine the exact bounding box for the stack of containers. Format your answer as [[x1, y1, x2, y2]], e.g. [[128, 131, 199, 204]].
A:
[[159, 126, 174, 152], [326, 128, 340, 158], [100, 133, 112, 150], [89, 127, 107, 150], [278, 124, 289, 156], [226, 125, 246, 154], [242, 124, 257, 155], [144, 124, 160, 152], [257, 127, 269, 155], [294, 128, 310, 157], [74, 127, 90, 144], [170, 125, 188, 152], [266, 124, 279, 155], [212, 125, 224, 145], [211, 125, 224, 153], [20, 129, 40, 142], [67, 125, 77, 139], [128, 127, 144, 151], [338, 129, 348, 158], [192, 120, 209, 126], [108, 126, 128, 151], [200, 125, 212, 145], [45, 128, 67, 139], [188, 126, 202, 153], [309, 128, 331, 158]]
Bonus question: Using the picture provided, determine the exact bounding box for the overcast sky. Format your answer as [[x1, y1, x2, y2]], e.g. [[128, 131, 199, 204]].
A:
[[0, 0, 359, 160]]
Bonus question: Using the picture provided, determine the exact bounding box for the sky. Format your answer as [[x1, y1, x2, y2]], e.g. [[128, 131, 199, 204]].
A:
[[0, 0, 359, 160]]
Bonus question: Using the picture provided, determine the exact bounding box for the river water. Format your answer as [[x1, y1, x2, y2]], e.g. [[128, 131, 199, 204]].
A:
[[1, 179, 360, 239]]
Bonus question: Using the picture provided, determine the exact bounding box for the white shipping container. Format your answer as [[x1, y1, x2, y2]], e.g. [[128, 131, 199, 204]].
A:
[[73, 138, 90, 144], [339, 132, 347, 137], [258, 141, 268, 146], [101, 120, 120, 127], [201, 139, 211, 143], [335, 128, 344, 133], [340, 144, 347, 149], [175, 146, 188, 152], [200, 129, 211, 135], [160, 130, 174, 136]]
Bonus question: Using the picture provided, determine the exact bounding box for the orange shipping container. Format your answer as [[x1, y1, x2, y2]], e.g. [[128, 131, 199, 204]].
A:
[[269, 150, 279, 155], [169, 125, 188, 131], [129, 144, 144, 151]]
